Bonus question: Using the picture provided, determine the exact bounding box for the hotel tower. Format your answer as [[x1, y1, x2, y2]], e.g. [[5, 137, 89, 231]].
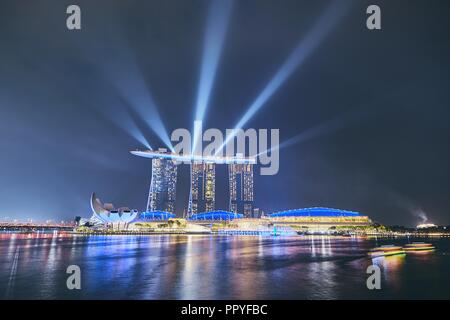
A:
[[132, 149, 256, 216], [228, 156, 254, 217], [188, 161, 216, 215], [146, 148, 178, 213]]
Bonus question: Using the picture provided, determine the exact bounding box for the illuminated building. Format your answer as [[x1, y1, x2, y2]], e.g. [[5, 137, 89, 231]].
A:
[[188, 161, 215, 215], [268, 207, 372, 230], [252, 208, 265, 219], [416, 223, 437, 229], [139, 211, 176, 221], [145, 148, 178, 213], [188, 211, 243, 221], [131, 149, 256, 216], [228, 155, 254, 217], [90, 193, 139, 230]]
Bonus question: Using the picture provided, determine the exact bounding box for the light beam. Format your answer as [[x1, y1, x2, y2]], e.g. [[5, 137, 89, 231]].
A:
[[89, 38, 174, 151], [101, 101, 153, 150], [257, 107, 373, 157], [192, 0, 234, 152], [216, 0, 353, 155], [110, 63, 173, 151]]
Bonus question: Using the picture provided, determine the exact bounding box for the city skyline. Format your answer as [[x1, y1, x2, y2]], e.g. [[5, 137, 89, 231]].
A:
[[0, 1, 449, 226]]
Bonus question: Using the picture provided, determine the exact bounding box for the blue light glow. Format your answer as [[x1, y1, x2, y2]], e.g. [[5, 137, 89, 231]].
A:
[[128, 125, 152, 150], [189, 211, 243, 221], [112, 69, 173, 151], [216, 1, 353, 155], [193, 0, 234, 152], [97, 43, 174, 152], [131, 150, 255, 164], [137, 211, 176, 221], [269, 207, 364, 217], [257, 107, 372, 157], [99, 98, 152, 150], [192, 120, 203, 156]]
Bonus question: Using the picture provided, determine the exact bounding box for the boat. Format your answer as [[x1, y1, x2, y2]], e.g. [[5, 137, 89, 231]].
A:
[[403, 242, 435, 252], [368, 245, 405, 258], [340, 232, 353, 238]]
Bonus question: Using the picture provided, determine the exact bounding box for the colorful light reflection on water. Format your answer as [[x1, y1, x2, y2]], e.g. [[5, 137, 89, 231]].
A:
[[0, 232, 449, 299]]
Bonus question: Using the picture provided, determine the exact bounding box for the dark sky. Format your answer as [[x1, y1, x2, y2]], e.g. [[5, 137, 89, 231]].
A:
[[0, 0, 449, 226]]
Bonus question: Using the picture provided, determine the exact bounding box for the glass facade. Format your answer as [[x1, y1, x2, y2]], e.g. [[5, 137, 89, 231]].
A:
[[189, 211, 243, 221], [268, 208, 372, 225], [228, 163, 254, 217], [188, 161, 215, 215], [147, 151, 178, 213], [139, 211, 176, 220]]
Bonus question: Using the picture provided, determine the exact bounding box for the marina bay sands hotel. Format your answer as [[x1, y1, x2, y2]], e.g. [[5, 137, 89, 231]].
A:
[[131, 148, 256, 217]]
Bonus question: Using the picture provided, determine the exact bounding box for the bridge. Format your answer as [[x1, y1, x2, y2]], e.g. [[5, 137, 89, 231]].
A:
[[0, 222, 74, 231]]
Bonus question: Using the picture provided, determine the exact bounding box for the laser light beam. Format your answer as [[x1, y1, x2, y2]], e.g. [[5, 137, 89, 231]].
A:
[[193, 0, 234, 152], [216, 0, 353, 155]]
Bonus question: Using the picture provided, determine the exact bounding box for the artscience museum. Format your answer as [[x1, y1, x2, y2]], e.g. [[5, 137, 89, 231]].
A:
[[89, 193, 139, 228]]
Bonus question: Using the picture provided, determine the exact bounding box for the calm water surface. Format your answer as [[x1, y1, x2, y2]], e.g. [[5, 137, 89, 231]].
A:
[[1, 233, 449, 299]]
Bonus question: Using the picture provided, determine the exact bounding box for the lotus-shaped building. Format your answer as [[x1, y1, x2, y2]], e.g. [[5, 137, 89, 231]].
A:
[[90, 193, 139, 226]]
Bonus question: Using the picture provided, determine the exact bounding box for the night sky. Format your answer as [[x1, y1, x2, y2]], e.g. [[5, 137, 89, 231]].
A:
[[1, 0, 449, 226]]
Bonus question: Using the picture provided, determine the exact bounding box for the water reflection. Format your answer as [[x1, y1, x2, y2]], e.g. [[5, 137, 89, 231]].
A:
[[371, 254, 406, 291], [0, 233, 449, 299]]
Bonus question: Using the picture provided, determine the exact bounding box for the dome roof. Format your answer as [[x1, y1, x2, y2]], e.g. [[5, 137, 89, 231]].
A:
[[269, 207, 364, 217], [137, 211, 176, 221], [189, 211, 244, 220]]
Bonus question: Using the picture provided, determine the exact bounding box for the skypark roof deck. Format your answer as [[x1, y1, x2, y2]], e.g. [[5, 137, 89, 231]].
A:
[[131, 149, 256, 164]]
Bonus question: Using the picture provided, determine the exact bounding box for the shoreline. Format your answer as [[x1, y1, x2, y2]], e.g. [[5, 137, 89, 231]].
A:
[[1, 230, 450, 238]]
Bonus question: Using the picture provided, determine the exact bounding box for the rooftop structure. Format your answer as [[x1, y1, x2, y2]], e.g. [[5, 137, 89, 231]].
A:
[[131, 149, 256, 164], [188, 210, 244, 221], [269, 207, 364, 217], [268, 207, 372, 229], [138, 211, 176, 221]]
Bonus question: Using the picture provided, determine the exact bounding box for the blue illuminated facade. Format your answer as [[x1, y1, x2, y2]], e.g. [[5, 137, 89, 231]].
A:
[[269, 207, 363, 218], [138, 211, 176, 221], [189, 211, 244, 221]]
